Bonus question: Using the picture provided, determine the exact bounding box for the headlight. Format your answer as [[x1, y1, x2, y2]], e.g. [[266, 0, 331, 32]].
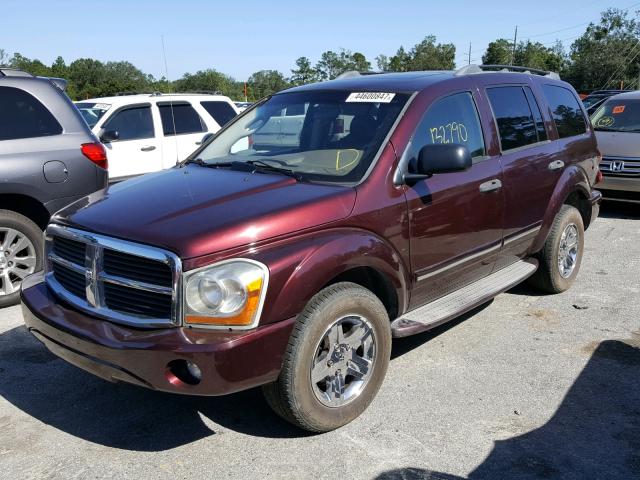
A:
[[183, 259, 268, 328]]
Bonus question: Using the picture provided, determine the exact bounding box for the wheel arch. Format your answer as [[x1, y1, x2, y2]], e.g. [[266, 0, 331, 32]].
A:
[[0, 193, 50, 230]]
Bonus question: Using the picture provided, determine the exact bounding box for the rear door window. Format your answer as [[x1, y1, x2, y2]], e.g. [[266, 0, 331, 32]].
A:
[[158, 102, 205, 136], [0, 86, 62, 140], [411, 91, 486, 160], [200, 101, 237, 127], [541, 85, 587, 138], [103, 105, 154, 141], [487, 86, 538, 151]]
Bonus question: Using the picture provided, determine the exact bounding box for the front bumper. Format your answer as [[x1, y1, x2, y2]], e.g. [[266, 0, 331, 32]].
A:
[[598, 176, 640, 203], [21, 272, 295, 396]]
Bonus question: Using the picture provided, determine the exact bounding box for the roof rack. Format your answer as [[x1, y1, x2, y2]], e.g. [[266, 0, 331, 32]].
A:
[[114, 91, 224, 97], [334, 71, 385, 80], [0, 67, 34, 78], [455, 64, 560, 80]]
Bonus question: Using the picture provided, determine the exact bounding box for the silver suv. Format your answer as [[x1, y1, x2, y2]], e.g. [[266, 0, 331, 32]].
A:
[[0, 68, 108, 306]]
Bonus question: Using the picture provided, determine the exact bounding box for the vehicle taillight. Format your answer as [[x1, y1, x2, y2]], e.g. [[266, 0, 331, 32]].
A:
[[81, 142, 108, 170]]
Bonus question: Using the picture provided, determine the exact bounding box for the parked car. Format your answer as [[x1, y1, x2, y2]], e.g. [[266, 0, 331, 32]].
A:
[[582, 89, 630, 115], [21, 65, 601, 432], [234, 101, 253, 112], [0, 68, 108, 306], [76, 93, 239, 181], [590, 91, 640, 203]]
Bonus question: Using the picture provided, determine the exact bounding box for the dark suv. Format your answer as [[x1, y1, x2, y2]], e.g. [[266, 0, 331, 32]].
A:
[[21, 65, 601, 432], [0, 68, 108, 306]]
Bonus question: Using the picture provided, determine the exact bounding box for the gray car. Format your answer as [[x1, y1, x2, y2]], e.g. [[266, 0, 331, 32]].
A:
[[591, 91, 640, 203], [0, 68, 108, 306]]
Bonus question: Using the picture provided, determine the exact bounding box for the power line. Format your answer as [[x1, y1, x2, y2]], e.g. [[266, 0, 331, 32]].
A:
[[599, 39, 640, 89]]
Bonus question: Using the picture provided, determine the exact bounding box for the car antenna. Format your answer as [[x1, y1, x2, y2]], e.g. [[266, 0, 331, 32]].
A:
[[161, 35, 180, 164]]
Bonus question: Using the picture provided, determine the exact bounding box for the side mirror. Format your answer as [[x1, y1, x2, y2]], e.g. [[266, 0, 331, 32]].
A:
[[197, 132, 215, 145], [101, 130, 119, 143], [406, 144, 472, 181]]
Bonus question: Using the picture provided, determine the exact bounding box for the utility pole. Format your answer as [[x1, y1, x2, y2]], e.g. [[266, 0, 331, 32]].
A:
[[468, 42, 472, 65], [511, 26, 518, 66]]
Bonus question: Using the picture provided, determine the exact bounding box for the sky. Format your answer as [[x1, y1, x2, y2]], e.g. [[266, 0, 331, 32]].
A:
[[0, 0, 636, 81]]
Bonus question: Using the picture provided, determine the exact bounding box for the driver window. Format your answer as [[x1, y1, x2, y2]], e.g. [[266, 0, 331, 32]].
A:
[[103, 106, 154, 141], [411, 92, 486, 161]]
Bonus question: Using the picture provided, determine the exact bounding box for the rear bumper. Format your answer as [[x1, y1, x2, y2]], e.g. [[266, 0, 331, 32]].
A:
[[20, 272, 295, 396]]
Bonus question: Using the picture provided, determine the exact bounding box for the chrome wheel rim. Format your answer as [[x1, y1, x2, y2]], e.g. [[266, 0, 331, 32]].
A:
[[310, 315, 376, 408], [558, 223, 579, 278], [0, 228, 37, 296]]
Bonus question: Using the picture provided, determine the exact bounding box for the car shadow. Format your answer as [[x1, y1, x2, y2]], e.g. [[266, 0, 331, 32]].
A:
[[598, 200, 640, 220], [375, 336, 640, 479]]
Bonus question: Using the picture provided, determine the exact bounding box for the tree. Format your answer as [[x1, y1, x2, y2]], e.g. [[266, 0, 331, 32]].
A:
[[173, 69, 240, 98], [67, 58, 107, 99], [290, 56, 318, 85], [247, 70, 289, 100], [376, 54, 390, 71], [383, 37, 455, 72], [315, 49, 372, 80], [482, 39, 513, 65], [0, 49, 8, 66], [9, 53, 51, 76], [565, 8, 640, 92], [388, 46, 412, 72]]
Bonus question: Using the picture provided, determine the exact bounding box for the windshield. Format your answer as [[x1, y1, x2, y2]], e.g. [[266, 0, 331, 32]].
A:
[[75, 102, 111, 128], [582, 95, 606, 109], [195, 90, 410, 183], [591, 98, 640, 132]]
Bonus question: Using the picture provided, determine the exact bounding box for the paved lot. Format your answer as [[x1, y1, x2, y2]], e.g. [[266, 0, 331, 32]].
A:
[[0, 203, 638, 480]]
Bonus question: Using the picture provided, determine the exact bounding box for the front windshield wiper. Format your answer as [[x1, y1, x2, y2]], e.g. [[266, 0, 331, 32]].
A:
[[182, 158, 234, 168], [244, 160, 303, 181]]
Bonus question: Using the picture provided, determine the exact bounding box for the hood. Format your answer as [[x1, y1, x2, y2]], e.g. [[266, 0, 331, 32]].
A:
[[54, 165, 356, 259], [594, 130, 640, 158]]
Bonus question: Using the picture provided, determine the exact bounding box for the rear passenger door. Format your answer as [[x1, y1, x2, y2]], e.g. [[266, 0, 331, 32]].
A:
[[157, 102, 206, 166], [484, 84, 560, 267], [405, 91, 504, 309], [99, 104, 161, 180]]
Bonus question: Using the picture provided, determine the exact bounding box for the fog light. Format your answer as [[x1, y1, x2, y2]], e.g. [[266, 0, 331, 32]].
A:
[[166, 359, 202, 386]]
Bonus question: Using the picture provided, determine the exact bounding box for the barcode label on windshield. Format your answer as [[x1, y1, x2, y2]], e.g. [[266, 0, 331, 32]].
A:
[[346, 92, 396, 103]]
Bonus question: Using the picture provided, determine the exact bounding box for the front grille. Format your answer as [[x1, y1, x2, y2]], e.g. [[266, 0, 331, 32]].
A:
[[103, 249, 172, 287], [601, 156, 640, 177], [52, 263, 86, 299], [45, 226, 181, 327]]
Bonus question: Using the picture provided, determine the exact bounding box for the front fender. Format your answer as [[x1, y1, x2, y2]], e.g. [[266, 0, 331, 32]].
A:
[[251, 228, 410, 326], [531, 164, 591, 253]]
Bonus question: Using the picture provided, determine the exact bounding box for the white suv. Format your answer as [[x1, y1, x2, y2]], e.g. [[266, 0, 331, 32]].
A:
[[76, 93, 239, 181]]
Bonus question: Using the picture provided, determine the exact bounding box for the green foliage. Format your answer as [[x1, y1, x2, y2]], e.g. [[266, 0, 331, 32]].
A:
[[383, 36, 456, 72], [314, 49, 372, 80], [482, 39, 513, 65], [173, 69, 242, 98], [482, 39, 564, 72], [290, 57, 319, 86], [247, 70, 290, 100]]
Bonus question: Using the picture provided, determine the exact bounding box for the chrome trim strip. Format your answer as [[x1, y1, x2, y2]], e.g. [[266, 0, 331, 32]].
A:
[[503, 225, 541, 247], [45, 224, 182, 328], [416, 243, 501, 282]]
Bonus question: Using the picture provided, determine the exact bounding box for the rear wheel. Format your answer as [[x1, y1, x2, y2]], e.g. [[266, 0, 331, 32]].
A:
[[528, 205, 584, 294], [0, 210, 42, 307], [262, 282, 391, 432]]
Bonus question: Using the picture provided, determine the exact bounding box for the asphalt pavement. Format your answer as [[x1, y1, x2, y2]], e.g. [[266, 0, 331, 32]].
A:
[[0, 202, 638, 480]]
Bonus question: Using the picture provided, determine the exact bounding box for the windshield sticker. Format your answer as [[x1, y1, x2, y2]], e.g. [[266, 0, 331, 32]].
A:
[[92, 103, 111, 110], [612, 105, 625, 114], [346, 92, 396, 103], [596, 116, 614, 128]]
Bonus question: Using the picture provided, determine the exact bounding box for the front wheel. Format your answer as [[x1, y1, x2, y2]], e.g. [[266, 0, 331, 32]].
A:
[[528, 205, 584, 294], [262, 282, 391, 432]]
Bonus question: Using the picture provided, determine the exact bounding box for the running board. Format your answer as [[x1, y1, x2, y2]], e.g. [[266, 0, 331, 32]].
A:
[[391, 259, 538, 338]]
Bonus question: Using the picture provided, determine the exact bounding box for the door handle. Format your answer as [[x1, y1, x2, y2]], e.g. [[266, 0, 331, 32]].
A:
[[479, 179, 502, 193], [548, 160, 565, 171], [140, 146, 156, 152]]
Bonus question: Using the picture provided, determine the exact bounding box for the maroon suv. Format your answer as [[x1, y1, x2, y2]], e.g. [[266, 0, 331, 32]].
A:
[[21, 65, 601, 432]]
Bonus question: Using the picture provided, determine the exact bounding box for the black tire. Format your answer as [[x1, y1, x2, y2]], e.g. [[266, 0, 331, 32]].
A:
[[262, 282, 392, 432], [0, 210, 44, 308], [528, 205, 584, 294]]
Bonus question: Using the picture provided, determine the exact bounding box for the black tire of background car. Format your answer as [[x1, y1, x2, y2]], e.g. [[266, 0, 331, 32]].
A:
[[528, 205, 585, 294], [262, 282, 392, 433], [0, 210, 44, 308]]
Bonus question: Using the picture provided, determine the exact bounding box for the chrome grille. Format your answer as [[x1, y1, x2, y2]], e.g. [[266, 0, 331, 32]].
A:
[[45, 225, 182, 327], [600, 156, 640, 177]]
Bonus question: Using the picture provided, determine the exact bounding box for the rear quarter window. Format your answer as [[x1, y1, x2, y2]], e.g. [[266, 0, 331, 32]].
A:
[[542, 85, 587, 138], [200, 101, 237, 127], [0, 86, 62, 140]]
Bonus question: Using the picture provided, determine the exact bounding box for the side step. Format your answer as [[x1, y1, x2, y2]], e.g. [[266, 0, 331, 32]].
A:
[[391, 259, 538, 338]]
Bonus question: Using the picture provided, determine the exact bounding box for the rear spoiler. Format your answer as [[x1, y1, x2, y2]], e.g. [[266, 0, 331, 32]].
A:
[[40, 76, 68, 91]]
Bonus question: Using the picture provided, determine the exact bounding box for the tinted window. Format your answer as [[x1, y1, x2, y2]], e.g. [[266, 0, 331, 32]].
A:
[[523, 87, 548, 142], [0, 86, 62, 140], [412, 92, 486, 159], [487, 86, 538, 151], [200, 101, 237, 127], [103, 106, 154, 141], [542, 85, 587, 138], [76, 102, 110, 128], [158, 103, 205, 135]]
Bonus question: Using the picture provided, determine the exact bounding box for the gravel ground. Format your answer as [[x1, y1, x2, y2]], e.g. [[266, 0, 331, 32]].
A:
[[0, 202, 638, 480]]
